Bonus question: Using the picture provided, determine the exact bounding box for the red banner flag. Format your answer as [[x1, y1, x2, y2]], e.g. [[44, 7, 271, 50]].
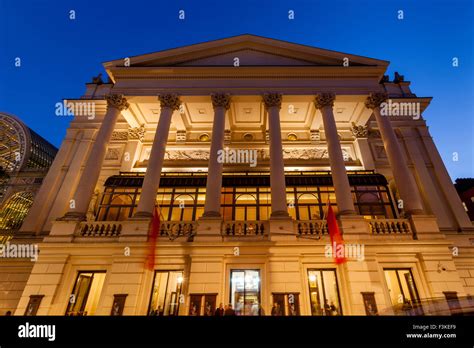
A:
[[326, 204, 347, 264], [145, 207, 160, 270]]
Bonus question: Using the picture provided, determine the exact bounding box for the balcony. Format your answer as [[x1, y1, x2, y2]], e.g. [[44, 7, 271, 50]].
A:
[[159, 221, 196, 241], [77, 221, 122, 238], [49, 216, 420, 243], [296, 220, 328, 239], [221, 221, 268, 241], [368, 218, 413, 239]]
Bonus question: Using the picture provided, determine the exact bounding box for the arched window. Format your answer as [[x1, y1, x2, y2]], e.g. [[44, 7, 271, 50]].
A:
[[296, 193, 321, 220], [235, 193, 257, 221], [170, 194, 196, 221], [0, 191, 34, 230], [354, 186, 394, 218]]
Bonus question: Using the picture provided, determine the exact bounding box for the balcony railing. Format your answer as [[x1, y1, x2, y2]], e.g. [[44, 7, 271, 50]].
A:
[[78, 222, 122, 237], [159, 221, 196, 241], [368, 219, 411, 235], [222, 221, 267, 237], [296, 220, 328, 238], [71, 217, 413, 242]]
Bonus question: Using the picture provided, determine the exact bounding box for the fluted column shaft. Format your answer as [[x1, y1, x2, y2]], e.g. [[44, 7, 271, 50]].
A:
[[264, 93, 289, 218], [315, 93, 356, 215], [63, 94, 129, 220], [134, 95, 181, 218], [203, 94, 230, 217], [366, 93, 423, 214]]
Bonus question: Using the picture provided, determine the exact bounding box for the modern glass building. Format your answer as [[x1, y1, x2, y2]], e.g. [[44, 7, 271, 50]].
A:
[[0, 112, 57, 232]]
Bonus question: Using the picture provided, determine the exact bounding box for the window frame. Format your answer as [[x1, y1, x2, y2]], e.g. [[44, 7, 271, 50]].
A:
[[65, 271, 106, 316], [306, 269, 343, 316]]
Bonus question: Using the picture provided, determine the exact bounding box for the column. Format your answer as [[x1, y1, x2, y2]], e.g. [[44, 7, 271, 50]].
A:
[[121, 125, 145, 172], [19, 134, 75, 233], [314, 93, 356, 215], [202, 94, 231, 217], [351, 123, 375, 170], [133, 94, 181, 218], [365, 93, 424, 214], [418, 127, 472, 229], [62, 94, 129, 220], [263, 93, 289, 218], [400, 127, 452, 228]]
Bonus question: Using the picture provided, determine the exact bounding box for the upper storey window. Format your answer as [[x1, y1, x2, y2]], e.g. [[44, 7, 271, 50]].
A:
[[95, 171, 396, 221]]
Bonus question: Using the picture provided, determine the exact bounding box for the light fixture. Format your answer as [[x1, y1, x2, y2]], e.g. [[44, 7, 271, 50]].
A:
[[309, 274, 317, 282], [287, 133, 297, 141], [199, 133, 210, 142], [243, 133, 254, 141], [177, 275, 184, 284]]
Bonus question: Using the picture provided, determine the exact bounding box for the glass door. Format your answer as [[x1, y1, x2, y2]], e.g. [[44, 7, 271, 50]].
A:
[[230, 270, 261, 316], [148, 271, 184, 316]]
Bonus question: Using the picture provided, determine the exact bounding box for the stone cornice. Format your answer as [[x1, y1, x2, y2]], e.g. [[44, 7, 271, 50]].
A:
[[108, 66, 387, 81]]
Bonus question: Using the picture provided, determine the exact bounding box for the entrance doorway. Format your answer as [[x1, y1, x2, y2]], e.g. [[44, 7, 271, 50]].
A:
[[230, 270, 261, 316]]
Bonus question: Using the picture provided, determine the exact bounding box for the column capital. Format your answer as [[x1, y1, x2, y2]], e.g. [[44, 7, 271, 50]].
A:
[[263, 93, 282, 109], [314, 93, 336, 109], [365, 93, 388, 109], [158, 94, 181, 110], [211, 93, 231, 110], [105, 94, 129, 111], [351, 122, 368, 138]]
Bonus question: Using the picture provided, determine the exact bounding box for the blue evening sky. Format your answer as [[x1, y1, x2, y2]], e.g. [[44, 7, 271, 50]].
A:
[[0, 0, 472, 180]]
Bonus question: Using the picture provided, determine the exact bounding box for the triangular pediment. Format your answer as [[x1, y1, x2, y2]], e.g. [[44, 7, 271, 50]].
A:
[[103, 34, 389, 69], [175, 49, 316, 67]]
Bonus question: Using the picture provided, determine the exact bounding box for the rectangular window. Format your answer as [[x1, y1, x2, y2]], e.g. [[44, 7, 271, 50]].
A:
[[384, 269, 422, 313], [148, 271, 184, 316], [307, 269, 342, 316], [66, 272, 106, 316]]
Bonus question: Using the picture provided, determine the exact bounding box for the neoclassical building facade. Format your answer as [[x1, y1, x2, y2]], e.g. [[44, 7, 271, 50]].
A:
[[3, 35, 474, 316]]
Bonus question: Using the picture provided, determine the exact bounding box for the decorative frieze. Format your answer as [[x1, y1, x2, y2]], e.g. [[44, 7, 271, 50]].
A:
[[159, 148, 353, 162], [128, 125, 145, 141], [111, 131, 128, 141], [164, 150, 209, 161], [111, 125, 145, 142], [105, 148, 121, 160], [105, 94, 129, 111]]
